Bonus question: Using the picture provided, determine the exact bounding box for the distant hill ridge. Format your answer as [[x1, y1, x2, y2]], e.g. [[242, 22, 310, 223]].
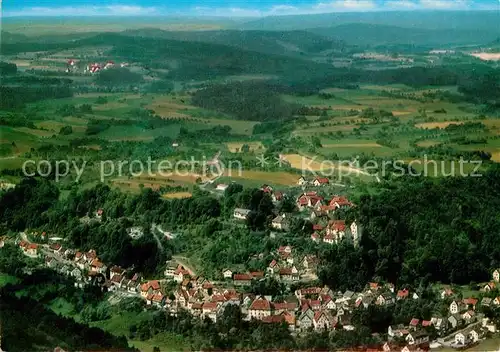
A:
[[307, 23, 500, 47], [121, 28, 347, 57], [238, 10, 500, 31]]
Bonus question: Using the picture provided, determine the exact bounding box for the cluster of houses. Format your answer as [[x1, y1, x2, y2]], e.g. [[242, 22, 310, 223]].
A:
[[295, 191, 359, 246], [387, 282, 500, 350], [65, 59, 128, 74], [18, 240, 39, 257], [12, 224, 500, 352], [265, 246, 319, 282], [43, 243, 143, 291], [232, 182, 359, 248]]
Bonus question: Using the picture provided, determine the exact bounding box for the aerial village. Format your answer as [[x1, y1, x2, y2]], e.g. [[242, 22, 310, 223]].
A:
[[65, 58, 128, 74], [12, 175, 500, 352]]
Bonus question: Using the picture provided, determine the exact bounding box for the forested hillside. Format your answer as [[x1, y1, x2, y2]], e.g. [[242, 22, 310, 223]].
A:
[[319, 165, 500, 291], [122, 28, 347, 57]]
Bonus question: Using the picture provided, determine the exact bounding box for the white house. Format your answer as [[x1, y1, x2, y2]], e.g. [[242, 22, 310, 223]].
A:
[[222, 269, 233, 279], [455, 329, 479, 345], [164, 262, 177, 279], [216, 184, 229, 192], [350, 221, 359, 244], [493, 269, 500, 282], [450, 300, 461, 314], [271, 214, 287, 230], [297, 176, 308, 186], [233, 208, 251, 220]]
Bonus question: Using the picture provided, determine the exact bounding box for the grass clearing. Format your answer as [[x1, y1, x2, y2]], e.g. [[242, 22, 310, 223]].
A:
[[14, 127, 55, 137], [37, 120, 87, 133], [322, 142, 382, 148], [282, 154, 326, 171], [222, 169, 299, 186], [48, 297, 75, 317], [130, 332, 187, 352], [0, 273, 19, 287], [162, 192, 192, 199], [98, 125, 181, 142]]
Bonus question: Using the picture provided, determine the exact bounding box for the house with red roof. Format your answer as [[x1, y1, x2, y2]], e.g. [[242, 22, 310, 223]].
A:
[[313, 311, 337, 331], [140, 280, 161, 298], [272, 302, 298, 314], [84, 249, 97, 263], [250, 271, 264, 279], [296, 192, 324, 210], [397, 289, 410, 300], [325, 220, 347, 243], [248, 297, 272, 320], [329, 195, 353, 209], [409, 318, 420, 328], [104, 60, 115, 70], [90, 259, 107, 274], [202, 302, 219, 322], [421, 320, 432, 327], [313, 177, 329, 187], [267, 259, 280, 275], [261, 184, 273, 194], [312, 223, 324, 232], [482, 282, 496, 292], [109, 265, 126, 280], [440, 287, 454, 299], [110, 274, 124, 288], [278, 245, 292, 254], [152, 292, 165, 308], [233, 273, 252, 287], [279, 267, 299, 282], [463, 298, 478, 310], [295, 287, 321, 300], [262, 311, 296, 331], [25, 243, 39, 257], [174, 265, 190, 283], [272, 191, 284, 202], [49, 243, 62, 253]]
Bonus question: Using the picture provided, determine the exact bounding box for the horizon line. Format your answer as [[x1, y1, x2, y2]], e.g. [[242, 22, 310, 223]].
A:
[[2, 8, 500, 19]]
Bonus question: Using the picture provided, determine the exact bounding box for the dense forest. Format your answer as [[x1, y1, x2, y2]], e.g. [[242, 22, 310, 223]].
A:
[[191, 81, 302, 121], [0, 266, 134, 352]]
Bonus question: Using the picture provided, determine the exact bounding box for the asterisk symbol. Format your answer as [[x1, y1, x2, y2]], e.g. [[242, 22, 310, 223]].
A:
[[256, 154, 269, 167], [274, 155, 288, 168]]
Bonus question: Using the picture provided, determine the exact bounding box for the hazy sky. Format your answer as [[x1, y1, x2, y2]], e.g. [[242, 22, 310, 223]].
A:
[[3, 0, 500, 17]]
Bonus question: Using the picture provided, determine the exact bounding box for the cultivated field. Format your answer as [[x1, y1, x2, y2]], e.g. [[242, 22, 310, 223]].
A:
[[226, 142, 264, 152]]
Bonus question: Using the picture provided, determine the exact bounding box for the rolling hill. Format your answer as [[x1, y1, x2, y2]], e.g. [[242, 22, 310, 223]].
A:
[[121, 28, 347, 58], [1, 32, 337, 81]]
